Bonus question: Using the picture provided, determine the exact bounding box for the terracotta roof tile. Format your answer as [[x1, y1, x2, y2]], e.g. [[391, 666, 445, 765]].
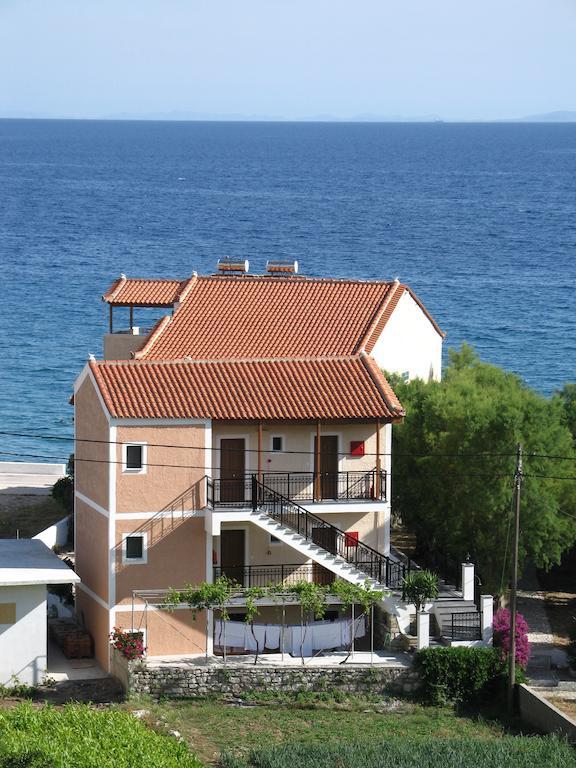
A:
[[102, 277, 195, 306], [139, 275, 399, 359], [90, 357, 404, 421]]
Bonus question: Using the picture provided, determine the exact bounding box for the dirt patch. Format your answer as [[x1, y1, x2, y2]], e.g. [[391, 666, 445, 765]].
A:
[[546, 697, 576, 721], [0, 494, 68, 538]]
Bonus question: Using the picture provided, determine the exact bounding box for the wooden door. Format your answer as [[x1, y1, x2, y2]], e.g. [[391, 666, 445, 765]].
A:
[[312, 526, 337, 585], [220, 529, 245, 586], [314, 435, 339, 499], [220, 438, 246, 503]]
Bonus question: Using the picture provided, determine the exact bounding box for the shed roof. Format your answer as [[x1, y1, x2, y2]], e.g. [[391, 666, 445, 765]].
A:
[[0, 540, 80, 587]]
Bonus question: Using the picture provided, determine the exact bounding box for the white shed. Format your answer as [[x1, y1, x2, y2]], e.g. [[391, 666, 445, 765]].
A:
[[0, 539, 80, 686]]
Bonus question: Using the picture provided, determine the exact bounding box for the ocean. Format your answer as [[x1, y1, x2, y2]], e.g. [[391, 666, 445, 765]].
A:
[[0, 119, 574, 460]]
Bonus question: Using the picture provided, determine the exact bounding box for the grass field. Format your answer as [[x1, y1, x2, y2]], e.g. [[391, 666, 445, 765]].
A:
[[129, 695, 515, 766], [0, 702, 202, 767]]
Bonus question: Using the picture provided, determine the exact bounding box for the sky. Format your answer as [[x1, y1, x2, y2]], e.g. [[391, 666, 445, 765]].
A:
[[0, 0, 575, 121]]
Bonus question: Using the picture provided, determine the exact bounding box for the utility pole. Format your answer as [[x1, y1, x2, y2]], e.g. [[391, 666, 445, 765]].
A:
[[508, 443, 523, 714]]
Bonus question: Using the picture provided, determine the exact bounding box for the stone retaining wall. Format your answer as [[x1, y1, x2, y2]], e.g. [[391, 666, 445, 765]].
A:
[[115, 653, 419, 699]]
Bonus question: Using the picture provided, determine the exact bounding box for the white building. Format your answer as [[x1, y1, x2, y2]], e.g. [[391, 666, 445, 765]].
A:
[[0, 540, 80, 686]]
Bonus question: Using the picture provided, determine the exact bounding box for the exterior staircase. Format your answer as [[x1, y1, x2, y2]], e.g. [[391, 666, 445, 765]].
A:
[[211, 477, 485, 643], [432, 594, 482, 645]]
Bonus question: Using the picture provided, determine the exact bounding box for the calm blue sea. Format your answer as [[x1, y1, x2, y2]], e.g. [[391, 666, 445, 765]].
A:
[[0, 119, 575, 461]]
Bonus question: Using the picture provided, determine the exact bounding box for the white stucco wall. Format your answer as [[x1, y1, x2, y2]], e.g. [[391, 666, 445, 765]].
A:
[[371, 291, 443, 382], [0, 584, 47, 686]]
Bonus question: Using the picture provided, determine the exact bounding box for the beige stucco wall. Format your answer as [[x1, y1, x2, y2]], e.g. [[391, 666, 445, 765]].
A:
[[115, 517, 207, 604], [75, 499, 109, 603], [115, 608, 207, 656], [75, 374, 110, 510], [212, 422, 385, 476], [76, 588, 110, 671], [115, 424, 208, 513], [103, 332, 149, 361]]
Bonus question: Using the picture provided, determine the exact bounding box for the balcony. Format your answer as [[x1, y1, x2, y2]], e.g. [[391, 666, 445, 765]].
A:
[[213, 563, 336, 588], [208, 470, 387, 508]]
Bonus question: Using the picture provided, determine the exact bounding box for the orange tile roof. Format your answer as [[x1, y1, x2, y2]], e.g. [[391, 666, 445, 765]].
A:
[[89, 356, 404, 421], [137, 275, 405, 359], [102, 276, 195, 306]]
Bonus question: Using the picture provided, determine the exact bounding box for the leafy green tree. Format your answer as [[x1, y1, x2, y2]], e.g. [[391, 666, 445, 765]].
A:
[[554, 382, 576, 444], [391, 345, 576, 594]]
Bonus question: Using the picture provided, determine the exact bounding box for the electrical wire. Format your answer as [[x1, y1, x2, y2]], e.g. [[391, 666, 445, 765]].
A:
[[0, 428, 532, 460]]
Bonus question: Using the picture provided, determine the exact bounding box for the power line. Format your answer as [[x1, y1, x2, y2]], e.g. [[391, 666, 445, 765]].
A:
[[0, 448, 571, 482], [0, 428, 533, 460]]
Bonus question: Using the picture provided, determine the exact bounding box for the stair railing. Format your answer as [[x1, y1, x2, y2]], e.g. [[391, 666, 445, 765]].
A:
[[251, 475, 407, 589]]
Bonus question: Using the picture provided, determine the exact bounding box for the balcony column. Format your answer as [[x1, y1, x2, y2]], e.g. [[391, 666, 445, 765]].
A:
[[314, 420, 321, 501], [375, 418, 381, 498], [109, 304, 113, 333], [129, 305, 134, 332], [257, 421, 263, 484]]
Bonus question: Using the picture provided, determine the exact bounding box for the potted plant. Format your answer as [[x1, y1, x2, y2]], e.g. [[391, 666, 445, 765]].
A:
[[402, 570, 439, 635]]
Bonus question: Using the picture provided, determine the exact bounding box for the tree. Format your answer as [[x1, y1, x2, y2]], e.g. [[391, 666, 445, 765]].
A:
[[554, 383, 576, 444], [402, 571, 439, 613], [391, 345, 576, 595]]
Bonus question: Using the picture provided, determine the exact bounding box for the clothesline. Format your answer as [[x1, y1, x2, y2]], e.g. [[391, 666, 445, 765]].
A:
[[214, 616, 366, 656]]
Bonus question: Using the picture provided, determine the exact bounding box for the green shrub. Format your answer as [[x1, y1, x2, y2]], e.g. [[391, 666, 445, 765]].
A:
[[0, 703, 201, 768], [415, 646, 504, 705], [220, 736, 576, 768], [51, 476, 73, 515]]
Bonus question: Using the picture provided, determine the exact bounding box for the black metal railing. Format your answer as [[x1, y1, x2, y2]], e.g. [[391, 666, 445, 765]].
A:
[[210, 477, 253, 507], [209, 469, 386, 507], [450, 612, 481, 641], [262, 469, 387, 503], [213, 563, 336, 588], [253, 477, 407, 589]]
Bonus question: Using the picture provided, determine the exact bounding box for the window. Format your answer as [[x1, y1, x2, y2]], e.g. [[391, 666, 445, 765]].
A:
[[123, 533, 147, 564], [0, 603, 16, 625], [123, 443, 147, 473], [269, 534, 282, 546], [272, 436, 283, 452], [401, 371, 410, 383]]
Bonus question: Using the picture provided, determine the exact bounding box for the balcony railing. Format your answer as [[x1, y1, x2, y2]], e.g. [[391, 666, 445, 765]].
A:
[[208, 469, 386, 507], [213, 563, 336, 588], [254, 477, 408, 590]]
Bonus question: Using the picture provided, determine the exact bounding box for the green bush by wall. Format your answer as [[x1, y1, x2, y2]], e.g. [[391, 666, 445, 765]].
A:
[[415, 646, 505, 705]]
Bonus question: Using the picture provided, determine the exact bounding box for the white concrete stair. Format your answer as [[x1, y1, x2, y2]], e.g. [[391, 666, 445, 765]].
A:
[[246, 509, 412, 627]]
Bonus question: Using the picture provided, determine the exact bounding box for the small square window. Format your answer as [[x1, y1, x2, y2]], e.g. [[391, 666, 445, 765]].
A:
[[270, 534, 282, 546], [126, 445, 143, 470], [401, 371, 410, 383], [123, 534, 147, 564], [272, 437, 283, 452]]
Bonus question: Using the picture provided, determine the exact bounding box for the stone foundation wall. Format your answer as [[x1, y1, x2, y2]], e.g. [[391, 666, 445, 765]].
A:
[[117, 655, 419, 699]]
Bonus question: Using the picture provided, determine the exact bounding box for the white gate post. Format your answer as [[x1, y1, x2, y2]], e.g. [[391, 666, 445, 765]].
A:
[[416, 611, 430, 650], [462, 562, 475, 601], [480, 595, 494, 645]]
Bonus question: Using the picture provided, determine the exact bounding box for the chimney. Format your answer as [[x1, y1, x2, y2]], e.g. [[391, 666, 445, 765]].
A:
[[265, 260, 299, 275]]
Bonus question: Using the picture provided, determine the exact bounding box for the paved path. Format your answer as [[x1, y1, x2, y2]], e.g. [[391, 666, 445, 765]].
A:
[[518, 565, 569, 675]]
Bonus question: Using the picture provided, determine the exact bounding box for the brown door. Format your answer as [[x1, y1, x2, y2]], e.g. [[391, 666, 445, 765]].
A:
[[220, 438, 246, 503], [220, 529, 245, 585], [312, 526, 337, 585], [314, 435, 339, 499]]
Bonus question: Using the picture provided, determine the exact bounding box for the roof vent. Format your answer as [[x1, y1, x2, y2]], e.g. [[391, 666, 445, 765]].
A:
[[217, 258, 249, 274], [266, 260, 299, 275]]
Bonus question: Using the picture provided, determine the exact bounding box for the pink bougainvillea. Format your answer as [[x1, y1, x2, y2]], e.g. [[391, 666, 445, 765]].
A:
[[110, 627, 146, 660], [492, 608, 531, 669]]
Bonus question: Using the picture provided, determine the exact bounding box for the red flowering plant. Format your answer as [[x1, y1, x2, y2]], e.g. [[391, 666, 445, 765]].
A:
[[110, 627, 146, 660], [492, 608, 531, 669]]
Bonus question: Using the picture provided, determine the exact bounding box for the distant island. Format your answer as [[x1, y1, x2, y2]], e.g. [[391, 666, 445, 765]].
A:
[[1, 110, 575, 123]]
